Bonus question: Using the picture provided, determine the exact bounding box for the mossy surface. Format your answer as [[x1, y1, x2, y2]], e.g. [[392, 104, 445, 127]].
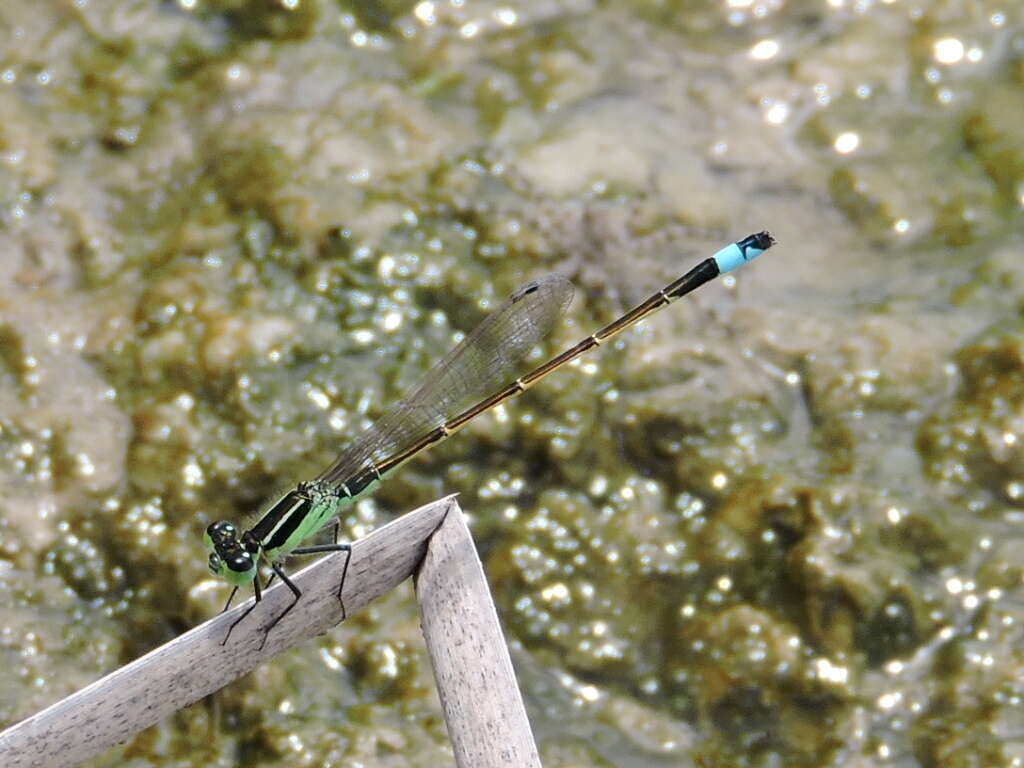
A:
[[0, 0, 1022, 766]]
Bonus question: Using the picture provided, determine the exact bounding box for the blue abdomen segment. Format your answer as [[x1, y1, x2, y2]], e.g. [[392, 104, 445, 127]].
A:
[[713, 231, 775, 274]]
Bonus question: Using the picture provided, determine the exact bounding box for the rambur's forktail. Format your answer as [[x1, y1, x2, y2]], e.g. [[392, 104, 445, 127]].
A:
[[205, 231, 775, 647]]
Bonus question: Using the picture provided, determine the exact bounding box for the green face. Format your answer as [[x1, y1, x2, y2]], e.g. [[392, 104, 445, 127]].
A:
[[205, 520, 257, 585], [208, 549, 257, 586]]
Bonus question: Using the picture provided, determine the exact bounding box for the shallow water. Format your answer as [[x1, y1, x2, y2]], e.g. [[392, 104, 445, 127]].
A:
[[0, 0, 1022, 766]]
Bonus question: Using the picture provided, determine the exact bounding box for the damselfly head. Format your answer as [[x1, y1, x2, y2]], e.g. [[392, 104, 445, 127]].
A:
[[208, 547, 257, 585], [205, 521, 257, 585]]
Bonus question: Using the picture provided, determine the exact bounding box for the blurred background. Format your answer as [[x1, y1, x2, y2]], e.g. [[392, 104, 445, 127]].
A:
[[1, 0, 1022, 766]]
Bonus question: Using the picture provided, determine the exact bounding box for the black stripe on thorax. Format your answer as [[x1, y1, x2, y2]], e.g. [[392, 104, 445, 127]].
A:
[[249, 490, 311, 550]]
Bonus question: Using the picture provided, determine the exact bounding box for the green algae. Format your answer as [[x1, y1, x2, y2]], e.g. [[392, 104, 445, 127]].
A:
[[0, 0, 1023, 767]]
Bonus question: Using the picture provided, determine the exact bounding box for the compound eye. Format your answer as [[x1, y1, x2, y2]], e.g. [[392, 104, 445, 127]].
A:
[[208, 520, 237, 539], [204, 520, 239, 551], [225, 551, 254, 574], [220, 550, 257, 586]]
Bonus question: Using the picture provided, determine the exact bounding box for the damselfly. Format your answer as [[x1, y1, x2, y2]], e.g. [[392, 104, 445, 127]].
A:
[[205, 231, 776, 647]]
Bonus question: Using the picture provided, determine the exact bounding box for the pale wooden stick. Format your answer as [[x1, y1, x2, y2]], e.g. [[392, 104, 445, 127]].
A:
[[415, 506, 542, 768], [0, 495, 455, 768]]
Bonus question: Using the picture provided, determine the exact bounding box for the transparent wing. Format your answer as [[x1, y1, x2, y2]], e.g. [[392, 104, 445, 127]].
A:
[[317, 274, 575, 487]]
